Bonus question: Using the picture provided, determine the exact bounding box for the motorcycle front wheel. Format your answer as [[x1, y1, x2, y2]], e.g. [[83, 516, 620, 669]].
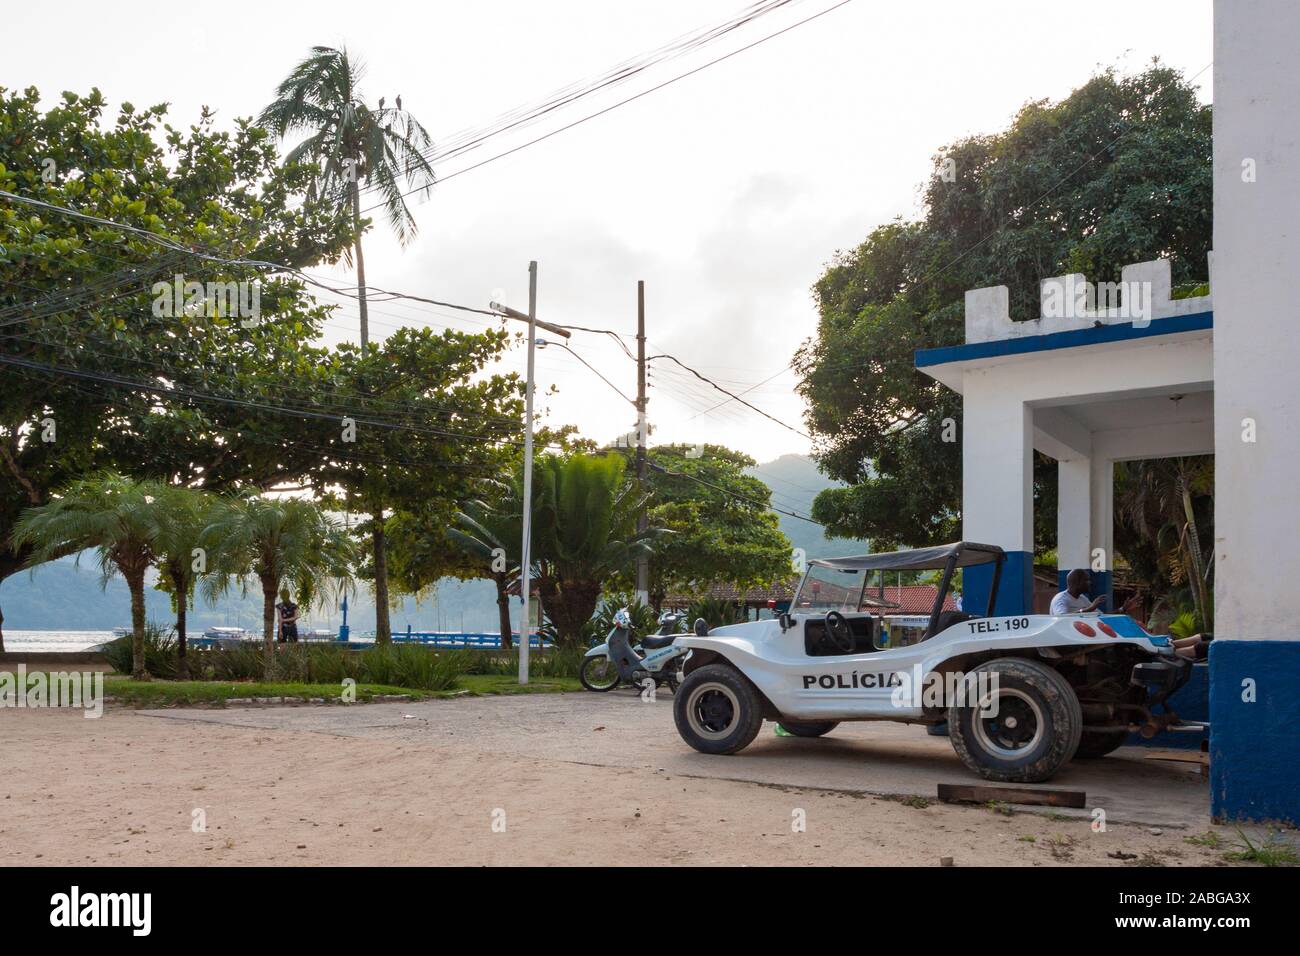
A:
[[579, 655, 621, 692]]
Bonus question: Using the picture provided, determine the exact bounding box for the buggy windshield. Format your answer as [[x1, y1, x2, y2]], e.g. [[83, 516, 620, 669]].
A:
[[792, 564, 869, 612], [790, 542, 1007, 627]]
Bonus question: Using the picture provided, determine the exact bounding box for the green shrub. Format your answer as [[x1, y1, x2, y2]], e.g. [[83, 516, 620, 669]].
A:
[[686, 597, 742, 629], [465, 644, 584, 679], [102, 622, 179, 678]]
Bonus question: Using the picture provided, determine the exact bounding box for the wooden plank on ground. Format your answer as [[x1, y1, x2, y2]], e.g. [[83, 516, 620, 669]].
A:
[[937, 783, 1087, 808], [1143, 749, 1209, 776]]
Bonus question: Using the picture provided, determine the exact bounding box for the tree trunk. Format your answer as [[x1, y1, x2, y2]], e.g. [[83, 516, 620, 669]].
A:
[[542, 579, 601, 647], [351, 179, 370, 354], [494, 572, 513, 649], [372, 511, 391, 644], [171, 568, 190, 680], [261, 574, 278, 681], [1179, 474, 1212, 631], [125, 568, 148, 680], [176, 599, 189, 681], [0, 600, 5, 655]]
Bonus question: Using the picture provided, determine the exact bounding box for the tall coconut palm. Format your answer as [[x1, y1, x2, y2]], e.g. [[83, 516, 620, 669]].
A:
[[202, 494, 355, 679], [258, 45, 437, 352], [151, 485, 214, 679], [12, 474, 166, 679]]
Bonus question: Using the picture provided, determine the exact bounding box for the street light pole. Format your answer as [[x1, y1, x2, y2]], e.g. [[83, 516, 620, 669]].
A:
[[490, 264, 570, 685], [635, 280, 649, 607]]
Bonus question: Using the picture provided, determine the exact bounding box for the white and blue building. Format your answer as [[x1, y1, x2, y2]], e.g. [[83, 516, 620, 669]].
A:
[[914, 0, 1300, 824]]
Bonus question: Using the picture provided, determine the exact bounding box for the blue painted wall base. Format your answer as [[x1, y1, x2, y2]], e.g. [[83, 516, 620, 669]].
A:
[[964, 550, 1032, 617], [1209, 640, 1300, 826]]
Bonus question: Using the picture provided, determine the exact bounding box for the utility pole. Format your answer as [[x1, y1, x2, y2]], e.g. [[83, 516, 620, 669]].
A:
[[490, 264, 570, 684], [635, 280, 649, 607]]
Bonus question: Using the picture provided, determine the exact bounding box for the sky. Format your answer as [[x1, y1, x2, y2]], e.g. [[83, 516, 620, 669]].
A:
[[3, 0, 1213, 463]]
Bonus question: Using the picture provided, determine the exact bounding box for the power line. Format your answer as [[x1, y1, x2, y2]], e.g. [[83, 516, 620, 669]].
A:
[[352, 0, 805, 204], [647, 459, 823, 526], [647, 352, 809, 438], [359, 0, 856, 212]]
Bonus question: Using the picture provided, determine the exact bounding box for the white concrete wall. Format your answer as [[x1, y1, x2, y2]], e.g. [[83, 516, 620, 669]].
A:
[[1213, 0, 1300, 639], [961, 370, 1033, 552], [1057, 458, 1092, 570]]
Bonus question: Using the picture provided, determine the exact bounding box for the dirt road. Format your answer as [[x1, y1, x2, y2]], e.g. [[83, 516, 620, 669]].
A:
[[2, 691, 1231, 866]]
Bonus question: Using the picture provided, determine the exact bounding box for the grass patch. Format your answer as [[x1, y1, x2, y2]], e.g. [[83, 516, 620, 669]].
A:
[[105, 680, 421, 707], [1185, 830, 1226, 849], [1223, 828, 1300, 866], [451, 674, 582, 696], [104, 673, 582, 707]]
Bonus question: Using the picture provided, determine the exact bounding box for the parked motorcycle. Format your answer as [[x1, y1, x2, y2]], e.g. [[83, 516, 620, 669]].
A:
[[580, 608, 690, 693]]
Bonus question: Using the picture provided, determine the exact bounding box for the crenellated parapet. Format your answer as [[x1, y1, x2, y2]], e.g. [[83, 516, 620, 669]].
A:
[[963, 255, 1213, 344]]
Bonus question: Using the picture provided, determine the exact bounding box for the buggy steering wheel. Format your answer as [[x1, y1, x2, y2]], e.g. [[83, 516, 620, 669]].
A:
[[823, 611, 855, 654]]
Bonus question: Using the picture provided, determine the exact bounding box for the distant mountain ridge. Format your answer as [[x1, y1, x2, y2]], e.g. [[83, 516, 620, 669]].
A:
[[745, 453, 869, 560]]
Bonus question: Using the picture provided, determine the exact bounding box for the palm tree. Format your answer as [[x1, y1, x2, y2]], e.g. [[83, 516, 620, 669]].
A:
[[447, 489, 522, 650], [530, 453, 661, 645], [12, 474, 165, 679], [1117, 456, 1214, 630], [151, 485, 214, 679], [258, 46, 437, 352], [202, 494, 355, 679]]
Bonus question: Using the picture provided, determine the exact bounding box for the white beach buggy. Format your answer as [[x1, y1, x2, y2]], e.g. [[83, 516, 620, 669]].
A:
[[672, 542, 1197, 783]]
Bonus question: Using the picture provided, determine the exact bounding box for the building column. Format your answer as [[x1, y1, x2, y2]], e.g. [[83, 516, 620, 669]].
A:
[[1056, 457, 1091, 597], [961, 374, 1033, 616], [1210, 0, 1300, 824], [1086, 455, 1114, 608]]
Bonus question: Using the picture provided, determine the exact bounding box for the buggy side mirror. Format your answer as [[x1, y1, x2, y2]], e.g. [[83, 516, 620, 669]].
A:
[[779, 612, 792, 632], [693, 617, 708, 636]]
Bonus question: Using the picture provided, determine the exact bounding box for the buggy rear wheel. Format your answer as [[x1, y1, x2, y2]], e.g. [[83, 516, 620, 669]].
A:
[[778, 720, 839, 738], [674, 664, 764, 755], [948, 658, 1081, 783]]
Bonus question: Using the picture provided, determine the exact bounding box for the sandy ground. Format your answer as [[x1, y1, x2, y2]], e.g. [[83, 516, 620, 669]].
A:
[[1, 690, 1253, 867]]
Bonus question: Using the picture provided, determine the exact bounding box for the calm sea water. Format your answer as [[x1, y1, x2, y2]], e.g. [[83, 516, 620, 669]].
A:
[[3, 630, 116, 653]]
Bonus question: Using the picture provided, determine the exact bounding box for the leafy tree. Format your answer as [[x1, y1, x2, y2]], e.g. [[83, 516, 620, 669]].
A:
[[612, 443, 793, 609], [796, 66, 1211, 551], [259, 46, 437, 352], [309, 327, 521, 642], [530, 453, 658, 645], [0, 86, 353, 649], [201, 494, 354, 679], [12, 473, 165, 678]]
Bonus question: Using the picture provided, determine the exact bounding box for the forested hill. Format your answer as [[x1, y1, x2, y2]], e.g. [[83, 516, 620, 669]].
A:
[[745, 453, 869, 560]]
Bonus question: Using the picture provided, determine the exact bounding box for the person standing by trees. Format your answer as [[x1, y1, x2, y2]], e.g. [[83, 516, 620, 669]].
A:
[[276, 588, 300, 643]]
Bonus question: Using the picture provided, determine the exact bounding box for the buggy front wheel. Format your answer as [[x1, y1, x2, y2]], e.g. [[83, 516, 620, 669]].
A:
[[674, 664, 764, 755]]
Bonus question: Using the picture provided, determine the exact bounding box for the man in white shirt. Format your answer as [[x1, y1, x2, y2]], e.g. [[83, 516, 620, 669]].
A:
[[1050, 569, 1106, 615]]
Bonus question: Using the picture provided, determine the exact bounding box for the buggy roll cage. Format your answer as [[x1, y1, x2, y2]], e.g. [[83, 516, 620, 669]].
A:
[[795, 541, 1007, 639]]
